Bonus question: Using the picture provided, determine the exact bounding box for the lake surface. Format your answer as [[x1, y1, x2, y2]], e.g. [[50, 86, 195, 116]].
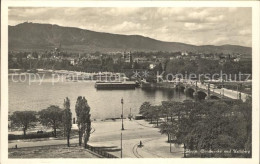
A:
[[9, 73, 189, 119]]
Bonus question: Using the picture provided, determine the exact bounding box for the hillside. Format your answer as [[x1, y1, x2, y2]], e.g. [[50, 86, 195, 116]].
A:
[[8, 22, 252, 55]]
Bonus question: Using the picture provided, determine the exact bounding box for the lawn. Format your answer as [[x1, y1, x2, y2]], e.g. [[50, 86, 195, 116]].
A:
[[9, 144, 100, 158]]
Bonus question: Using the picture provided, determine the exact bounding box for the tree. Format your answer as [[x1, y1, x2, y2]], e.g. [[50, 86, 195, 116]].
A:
[[153, 105, 162, 127], [238, 97, 252, 155], [75, 96, 91, 148], [62, 97, 72, 147], [168, 101, 183, 123], [38, 105, 63, 137], [10, 111, 37, 136], [159, 121, 178, 142], [161, 101, 171, 122], [139, 101, 151, 118]]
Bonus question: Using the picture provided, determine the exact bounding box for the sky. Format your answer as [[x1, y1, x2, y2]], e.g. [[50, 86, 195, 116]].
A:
[[8, 7, 252, 47]]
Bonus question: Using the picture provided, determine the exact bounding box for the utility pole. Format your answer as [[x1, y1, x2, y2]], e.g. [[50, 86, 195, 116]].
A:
[[121, 132, 123, 158], [121, 98, 124, 130]]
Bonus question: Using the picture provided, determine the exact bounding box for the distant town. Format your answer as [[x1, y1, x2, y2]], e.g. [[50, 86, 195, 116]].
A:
[[9, 45, 252, 75]]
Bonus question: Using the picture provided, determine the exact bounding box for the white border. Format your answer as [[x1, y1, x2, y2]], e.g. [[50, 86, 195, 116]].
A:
[[1, 1, 259, 164]]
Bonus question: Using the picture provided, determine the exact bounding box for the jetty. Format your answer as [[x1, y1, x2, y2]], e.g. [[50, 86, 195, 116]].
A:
[[95, 81, 136, 90]]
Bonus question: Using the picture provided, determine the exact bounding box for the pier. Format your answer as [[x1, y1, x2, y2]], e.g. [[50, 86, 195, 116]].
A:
[[95, 81, 136, 90]]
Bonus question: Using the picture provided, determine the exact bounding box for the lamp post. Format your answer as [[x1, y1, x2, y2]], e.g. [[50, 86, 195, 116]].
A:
[[129, 108, 132, 121], [222, 79, 224, 98], [237, 84, 239, 99], [121, 98, 124, 130], [239, 84, 242, 100], [121, 132, 123, 158]]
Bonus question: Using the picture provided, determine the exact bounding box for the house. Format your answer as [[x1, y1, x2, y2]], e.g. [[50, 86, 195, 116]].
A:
[[181, 51, 189, 56], [67, 58, 76, 65], [234, 58, 240, 62], [133, 57, 148, 63], [27, 54, 33, 59], [219, 59, 226, 65], [125, 53, 133, 63], [156, 57, 164, 62], [149, 63, 156, 69], [176, 55, 183, 59], [190, 56, 197, 61], [113, 58, 119, 64]]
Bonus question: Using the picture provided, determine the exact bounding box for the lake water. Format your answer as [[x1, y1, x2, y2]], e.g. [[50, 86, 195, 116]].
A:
[[9, 73, 188, 119]]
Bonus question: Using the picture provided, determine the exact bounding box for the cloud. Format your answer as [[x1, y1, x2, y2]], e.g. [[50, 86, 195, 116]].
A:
[[210, 36, 229, 45], [188, 10, 209, 21], [113, 21, 142, 32], [239, 29, 251, 35], [184, 22, 213, 31], [176, 9, 225, 23], [206, 15, 224, 22], [8, 7, 252, 47]]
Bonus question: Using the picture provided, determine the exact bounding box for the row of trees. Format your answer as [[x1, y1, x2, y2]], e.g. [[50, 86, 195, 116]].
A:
[[165, 58, 252, 78], [9, 96, 91, 147], [139, 98, 252, 157], [8, 55, 149, 73]]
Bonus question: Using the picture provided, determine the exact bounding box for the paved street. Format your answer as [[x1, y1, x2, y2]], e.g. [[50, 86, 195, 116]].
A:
[[197, 82, 248, 101], [9, 119, 184, 158]]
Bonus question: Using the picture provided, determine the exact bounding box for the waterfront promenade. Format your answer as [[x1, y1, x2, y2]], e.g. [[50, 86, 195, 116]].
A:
[[9, 119, 184, 158]]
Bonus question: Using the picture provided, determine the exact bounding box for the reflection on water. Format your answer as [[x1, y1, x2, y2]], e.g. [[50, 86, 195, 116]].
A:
[[9, 73, 190, 119]]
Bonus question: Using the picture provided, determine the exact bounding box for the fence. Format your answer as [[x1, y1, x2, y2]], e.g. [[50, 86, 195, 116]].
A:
[[85, 145, 118, 158], [185, 151, 251, 158]]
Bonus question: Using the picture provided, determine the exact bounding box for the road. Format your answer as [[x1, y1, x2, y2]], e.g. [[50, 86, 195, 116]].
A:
[[9, 119, 184, 158], [196, 82, 248, 101]]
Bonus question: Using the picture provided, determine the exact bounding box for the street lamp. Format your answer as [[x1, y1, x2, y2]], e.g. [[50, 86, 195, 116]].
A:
[[237, 84, 239, 99], [121, 132, 123, 158], [121, 98, 124, 130]]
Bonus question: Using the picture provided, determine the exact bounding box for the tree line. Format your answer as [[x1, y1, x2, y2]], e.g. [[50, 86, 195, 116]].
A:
[[165, 58, 252, 79], [139, 98, 252, 157], [9, 96, 91, 147]]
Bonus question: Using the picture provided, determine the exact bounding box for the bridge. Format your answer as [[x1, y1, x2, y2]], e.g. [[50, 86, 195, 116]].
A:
[[176, 80, 250, 102]]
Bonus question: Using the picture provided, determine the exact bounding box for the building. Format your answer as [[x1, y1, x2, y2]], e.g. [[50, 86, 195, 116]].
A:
[[67, 58, 76, 65], [133, 57, 148, 63], [234, 58, 240, 62], [149, 63, 156, 69], [123, 52, 133, 63], [181, 51, 189, 56]]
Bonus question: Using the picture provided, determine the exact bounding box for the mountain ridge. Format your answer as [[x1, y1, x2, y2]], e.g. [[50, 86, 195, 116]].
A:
[[8, 22, 252, 55]]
